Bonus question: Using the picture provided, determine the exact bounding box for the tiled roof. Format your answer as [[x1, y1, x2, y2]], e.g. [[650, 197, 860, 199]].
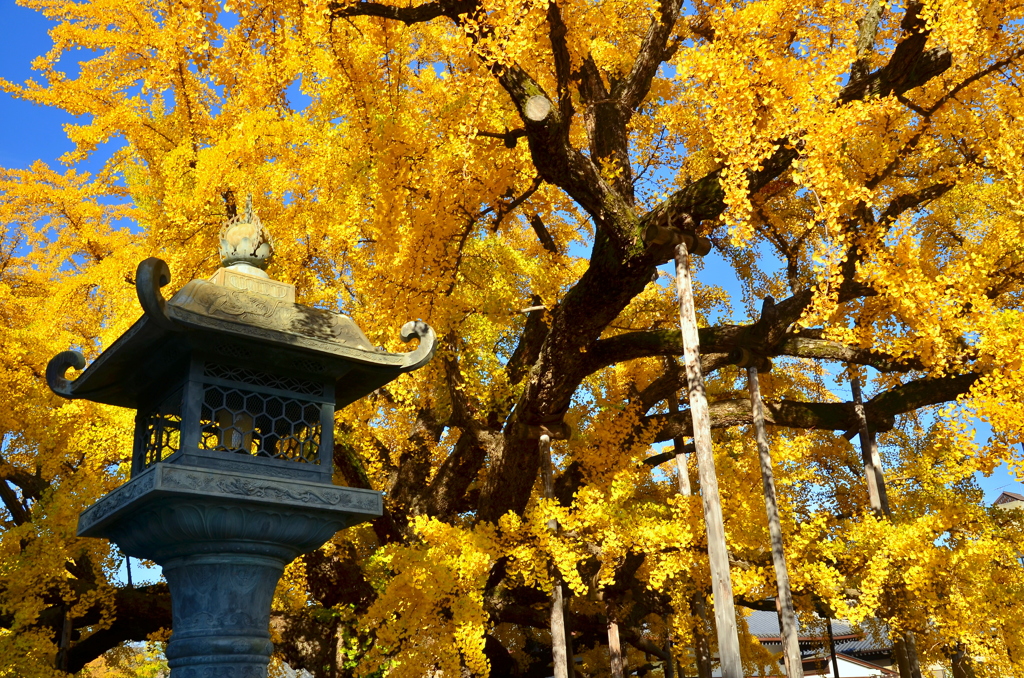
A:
[[994, 491, 1024, 505], [744, 610, 857, 641], [834, 636, 890, 655]]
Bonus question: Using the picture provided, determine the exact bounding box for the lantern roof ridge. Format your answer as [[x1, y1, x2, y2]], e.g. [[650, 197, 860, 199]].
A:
[[46, 257, 436, 410]]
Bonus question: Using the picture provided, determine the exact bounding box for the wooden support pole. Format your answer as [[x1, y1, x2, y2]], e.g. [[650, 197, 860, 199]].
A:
[[673, 241, 743, 678], [893, 639, 913, 678], [664, 635, 676, 678], [747, 366, 804, 678], [851, 379, 921, 678], [851, 379, 889, 517], [56, 604, 72, 671], [666, 382, 693, 497], [541, 433, 572, 678], [668, 384, 714, 678], [904, 631, 922, 678]]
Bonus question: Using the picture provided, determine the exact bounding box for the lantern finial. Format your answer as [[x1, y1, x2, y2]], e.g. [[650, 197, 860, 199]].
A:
[[219, 194, 273, 276]]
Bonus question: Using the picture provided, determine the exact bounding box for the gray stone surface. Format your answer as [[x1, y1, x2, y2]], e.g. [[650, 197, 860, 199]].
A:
[[77, 464, 382, 677], [79, 464, 380, 539]]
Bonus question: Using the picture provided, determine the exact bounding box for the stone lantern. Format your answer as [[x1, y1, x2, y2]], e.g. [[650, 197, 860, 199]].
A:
[[46, 204, 435, 678]]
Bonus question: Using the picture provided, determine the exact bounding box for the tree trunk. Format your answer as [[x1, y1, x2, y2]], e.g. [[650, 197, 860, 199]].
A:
[[56, 605, 72, 672], [894, 639, 913, 678], [748, 366, 803, 678], [541, 432, 571, 678], [951, 646, 977, 678], [904, 632, 922, 678], [825, 614, 840, 678], [674, 241, 742, 678]]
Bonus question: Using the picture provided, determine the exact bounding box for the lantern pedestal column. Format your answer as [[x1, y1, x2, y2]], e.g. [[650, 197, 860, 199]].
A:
[[78, 464, 382, 678], [161, 552, 283, 677]]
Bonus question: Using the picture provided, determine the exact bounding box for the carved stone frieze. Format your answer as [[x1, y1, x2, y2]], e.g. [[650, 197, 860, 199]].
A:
[[78, 470, 156, 532], [77, 464, 381, 549], [159, 466, 379, 511]]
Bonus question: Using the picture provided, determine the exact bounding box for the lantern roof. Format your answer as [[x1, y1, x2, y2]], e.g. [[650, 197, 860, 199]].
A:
[[47, 256, 436, 411]]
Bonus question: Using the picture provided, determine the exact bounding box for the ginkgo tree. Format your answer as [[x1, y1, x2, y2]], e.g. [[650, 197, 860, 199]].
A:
[[2, 0, 1024, 676]]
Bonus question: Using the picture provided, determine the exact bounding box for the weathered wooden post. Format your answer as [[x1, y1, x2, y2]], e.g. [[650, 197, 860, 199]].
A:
[[664, 225, 744, 678], [742, 359, 804, 678], [540, 431, 573, 678], [851, 378, 923, 678], [729, 298, 804, 678], [667, 383, 713, 678]]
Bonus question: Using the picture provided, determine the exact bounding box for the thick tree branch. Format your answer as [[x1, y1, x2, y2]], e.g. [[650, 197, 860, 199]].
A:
[[879, 181, 956, 225], [333, 441, 404, 545], [774, 337, 924, 373], [0, 481, 30, 526], [840, 2, 951, 104], [0, 454, 47, 500], [329, 0, 475, 25], [851, 0, 885, 82], [546, 0, 574, 124], [645, 372, 981, 441], [529, 214, 558, 254], [506, 298, 550, 386], [387, 407, 443, 518], [615, 0, 685, 112], [54, 585, 171, 673], [423, 428, 493, 518], [585, 290, 815, 374]]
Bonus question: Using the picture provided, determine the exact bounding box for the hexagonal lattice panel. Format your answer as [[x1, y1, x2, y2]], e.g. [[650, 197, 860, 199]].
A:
[[199, 384, 321, 463]]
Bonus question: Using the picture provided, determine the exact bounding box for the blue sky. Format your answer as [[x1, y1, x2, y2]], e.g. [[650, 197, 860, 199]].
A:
[[0, 3, 79, 168], [2, 0, 1020, 520]]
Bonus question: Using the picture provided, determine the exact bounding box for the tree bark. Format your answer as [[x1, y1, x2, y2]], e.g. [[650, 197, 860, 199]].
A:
[[852, 379, 889, 516], [826, 614, 840, 678], [894, 638, 913, 678], [674, 240, 742, 678], [951, 646, 977, 678]]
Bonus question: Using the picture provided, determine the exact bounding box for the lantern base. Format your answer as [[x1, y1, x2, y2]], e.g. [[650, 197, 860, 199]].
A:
[[77, 463, 382, 677]]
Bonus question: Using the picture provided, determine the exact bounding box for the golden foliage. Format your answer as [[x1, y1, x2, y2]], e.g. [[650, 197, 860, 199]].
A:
[[1, 0, 1024, 675]]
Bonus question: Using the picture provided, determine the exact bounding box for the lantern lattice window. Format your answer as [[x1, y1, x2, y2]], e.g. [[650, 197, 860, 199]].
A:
[[140, 388, 183, 467], [198, 364, 323, 464]]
